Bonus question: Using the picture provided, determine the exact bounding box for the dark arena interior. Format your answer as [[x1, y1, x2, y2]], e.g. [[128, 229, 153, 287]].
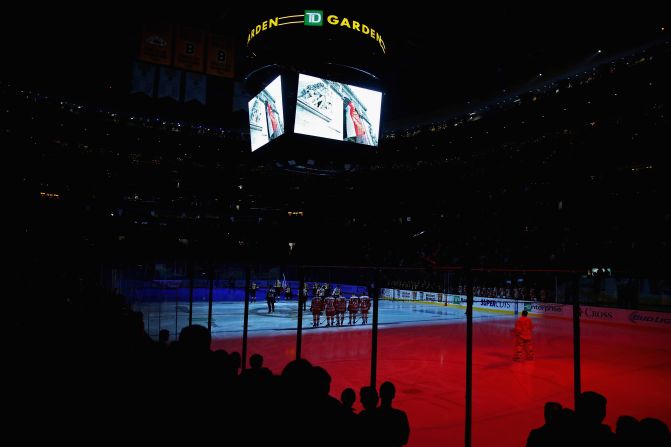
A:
[[9, 4, 671, 446]]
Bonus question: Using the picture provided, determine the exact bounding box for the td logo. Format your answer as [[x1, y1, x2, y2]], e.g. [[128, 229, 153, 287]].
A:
[[304, 10, 323, 26]]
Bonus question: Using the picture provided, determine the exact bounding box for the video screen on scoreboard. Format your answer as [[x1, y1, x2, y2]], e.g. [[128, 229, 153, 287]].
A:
[[294, 74, 382, 146], [248, 75, 285, 151]]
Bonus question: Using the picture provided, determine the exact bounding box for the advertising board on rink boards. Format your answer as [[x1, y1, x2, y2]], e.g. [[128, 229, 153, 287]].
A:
[[381, 288, 671, 330]]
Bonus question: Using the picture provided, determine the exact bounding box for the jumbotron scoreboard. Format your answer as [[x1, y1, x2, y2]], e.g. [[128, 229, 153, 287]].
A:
[[242, 8, 388, 154]]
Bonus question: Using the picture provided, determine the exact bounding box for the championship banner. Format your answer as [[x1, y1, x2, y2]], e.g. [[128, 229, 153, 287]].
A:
[[184, 72, 207, 104], [139, 24, 173, 66], [130, 61, 156, 96], [174, 27, 205, 72], [206, 34, 235, 78], [158, 66, 182, 101]]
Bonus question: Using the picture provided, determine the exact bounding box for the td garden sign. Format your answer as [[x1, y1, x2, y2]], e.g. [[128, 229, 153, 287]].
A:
[[247, 10, 386, 54]]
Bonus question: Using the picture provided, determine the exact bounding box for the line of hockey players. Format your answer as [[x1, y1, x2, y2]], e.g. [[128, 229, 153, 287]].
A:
[[248, 281, 372, 327], [309, 285, 371, 328]]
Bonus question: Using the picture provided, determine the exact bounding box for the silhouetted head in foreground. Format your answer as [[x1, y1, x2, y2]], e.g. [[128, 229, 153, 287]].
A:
[[380, 381, 396, 407], [178, 324, 211, 353], [577, 391, 607, 424], [249, 353, 263, 369], [360, 386, 379, 411], [341, 388, 356, 410]]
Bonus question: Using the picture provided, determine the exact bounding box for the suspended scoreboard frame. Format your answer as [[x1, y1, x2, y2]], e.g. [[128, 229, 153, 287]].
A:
[[243, 8, 388, 155]]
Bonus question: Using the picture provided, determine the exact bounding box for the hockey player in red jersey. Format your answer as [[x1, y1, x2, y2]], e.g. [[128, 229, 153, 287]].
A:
[[348, 295, 360, 325], [359, 295, 371, 324], [513, 310, 534, 361], [324, 295, 336, 327], [310, 296, 323, 327], [336, 295, 347, 326]]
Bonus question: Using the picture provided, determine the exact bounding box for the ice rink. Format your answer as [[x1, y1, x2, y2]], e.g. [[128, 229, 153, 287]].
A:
[[135, 298, 671, 447]]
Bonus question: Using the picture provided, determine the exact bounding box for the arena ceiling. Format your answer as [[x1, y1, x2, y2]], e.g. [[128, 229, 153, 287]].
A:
[[3, 3, 665, 125]]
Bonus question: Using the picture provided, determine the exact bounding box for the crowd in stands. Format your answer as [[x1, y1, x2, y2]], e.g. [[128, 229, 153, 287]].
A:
[[386, 279, 550, 301], [526, 393, 670, 447], [12, 40, 669, 271]]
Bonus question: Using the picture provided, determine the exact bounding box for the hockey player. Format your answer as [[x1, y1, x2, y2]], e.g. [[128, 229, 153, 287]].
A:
[[513, 310, 534, 361], [274, 279, 283, 301], [301, 284, 309, 311], [310, 295, 323, 328], [266, 286, 275, 313], [250, 281, 258, 303], [348, 294, 360, 325], [359, 295, 371, 324], [335, 294, 347, 326], [324, 295, 336, 327]]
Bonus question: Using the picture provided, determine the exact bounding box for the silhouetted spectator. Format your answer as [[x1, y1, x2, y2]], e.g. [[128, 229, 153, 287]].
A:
[[212, 349, 229, 376], [158, 329, 170, 350], [377, 381, 410, 447], [526, 401, 563, 447], [249, 353, 265, 370], [575, 391, 615, 446], [281, 358, 314, 398], [639, 417, 671, 447], [358, 386, 380, 445], [615, 415, 639, 447], [241, 353, 272, 382], [219, 350, 241, 382], [341, 387, 356, 413], [311, 366, 348, 429], [177, 324, 211, 353]]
